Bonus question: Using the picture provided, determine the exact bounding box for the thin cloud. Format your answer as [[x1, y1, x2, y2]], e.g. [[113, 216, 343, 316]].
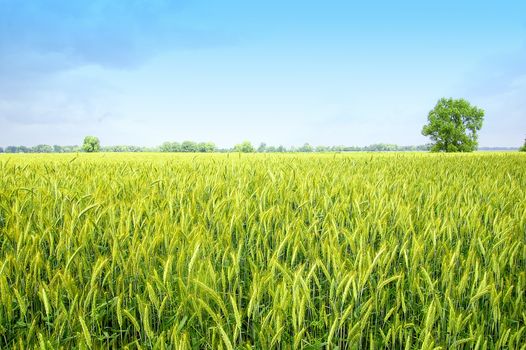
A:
[[0, 0, 233, 71], [0, 0, 234, 126], [464, 42, 526, 97]]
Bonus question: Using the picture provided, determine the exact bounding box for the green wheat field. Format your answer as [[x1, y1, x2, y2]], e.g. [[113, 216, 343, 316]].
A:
[[0, 153, 525, 349]]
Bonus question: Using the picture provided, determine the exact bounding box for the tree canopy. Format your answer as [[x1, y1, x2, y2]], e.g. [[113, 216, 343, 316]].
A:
[[520, 138, 526, 152], [233, 141, 255, 153], [422, 98, 484, 152], [82, 136, 101, 153]]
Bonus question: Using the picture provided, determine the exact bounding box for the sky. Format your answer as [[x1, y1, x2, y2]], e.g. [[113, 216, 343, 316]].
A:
[[1, 0, 525, 148]]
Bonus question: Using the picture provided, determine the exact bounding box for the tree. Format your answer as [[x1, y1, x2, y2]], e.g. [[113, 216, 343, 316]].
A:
[[82, 136, 101, 152], [233, 141, 255, 153], [62, 145, 80, 153], [422, 98, 484, 152], [160, 142, 180, 152], [298, 143, 313, 152], [520, 138, 526, 152], [197, 142, 216, 152], [181, 141, 197, 152], [33, 144, 53, 153], [257, 143, 267, 153], [366, 143, 397, 152], [204, 142, 216, 152]]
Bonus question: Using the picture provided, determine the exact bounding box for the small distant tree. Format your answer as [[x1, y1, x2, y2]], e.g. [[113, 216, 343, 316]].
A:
[[172, 142, 182, 152], [113, 145, 127, 152], [233, 141, 255, 153], [520, 138, 526, 152], [61, 145, 80, 153], [257, 143, 267, 153], [205, 142, 216, 152], [331, 145, 345, 152], [197, 142, 216, 152], [0, 147, 3, 153], [33, 144, 53, 153], [82, 136, 101, 152], [160, 141, 181, 152], [422, 98, 484, 152], [181, 141, 197, 152], [298, 143, 313, 152]]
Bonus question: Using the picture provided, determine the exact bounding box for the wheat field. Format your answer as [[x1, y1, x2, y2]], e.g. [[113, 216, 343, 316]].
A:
[[0, 152, 524, 349]]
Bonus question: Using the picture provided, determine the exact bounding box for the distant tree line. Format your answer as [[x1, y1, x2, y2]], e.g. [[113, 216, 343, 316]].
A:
[[3, 141, 526, 154], [160, 141, 217, 153], [260, 143, 433, 153], [0, 145, 81, 153], [0, 141, 434, 153]]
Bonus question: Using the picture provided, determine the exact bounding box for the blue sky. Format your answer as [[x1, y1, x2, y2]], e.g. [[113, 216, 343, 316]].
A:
[[1, 0, 525, 148]]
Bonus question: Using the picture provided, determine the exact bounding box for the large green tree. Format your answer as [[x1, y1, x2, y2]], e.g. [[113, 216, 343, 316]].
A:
[[82, 136, 101, 152], [520, 138, 526, 152], [422, 98, 484, 152]]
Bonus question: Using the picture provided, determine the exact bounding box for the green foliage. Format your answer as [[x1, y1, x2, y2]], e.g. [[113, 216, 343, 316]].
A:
[[196, 142, 216, 152], [0, 152, 525, 348], [298, 143, 314, 152], [33, 144, 53, 153], [181, 140, 197, 152], [82, 136, 101, 152], [422, 97, 485, 152], [160, 141, 181, 152], [233, 140, 255, 152], [519, 138, 526, 152]]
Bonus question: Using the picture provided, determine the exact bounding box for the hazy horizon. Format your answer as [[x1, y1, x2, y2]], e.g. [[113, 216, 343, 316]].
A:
[[1, 0, 525, 148]]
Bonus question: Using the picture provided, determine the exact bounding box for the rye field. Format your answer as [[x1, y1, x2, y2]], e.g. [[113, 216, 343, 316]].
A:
[[0, 152, 525, 349]]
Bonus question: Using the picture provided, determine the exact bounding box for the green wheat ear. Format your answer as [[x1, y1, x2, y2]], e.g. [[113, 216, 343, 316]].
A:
[[0, 152, 524, 348]]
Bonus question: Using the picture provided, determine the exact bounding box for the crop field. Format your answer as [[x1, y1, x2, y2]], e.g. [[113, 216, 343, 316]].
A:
[[0, 152, 525, 349]]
